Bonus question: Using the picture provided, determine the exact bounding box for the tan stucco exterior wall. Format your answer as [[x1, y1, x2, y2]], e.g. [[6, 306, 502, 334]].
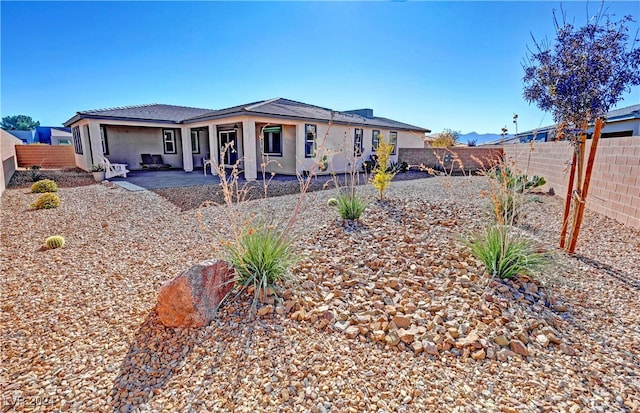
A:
[[105, 125, 184, 170], [1, 130, 22, 196], [68, 115, 426, 178]]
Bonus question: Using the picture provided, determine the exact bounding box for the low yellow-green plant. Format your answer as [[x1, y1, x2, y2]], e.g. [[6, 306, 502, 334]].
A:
[[371, 134, 395, 200], [45, 235, 65, 249], [30, 193, 60, 209], [31, 179, 58, 193], [333, 192, 367, 221]]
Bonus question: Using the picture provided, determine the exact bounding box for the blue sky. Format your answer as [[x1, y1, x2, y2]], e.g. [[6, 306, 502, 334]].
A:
[[1, 1, 639, 134]]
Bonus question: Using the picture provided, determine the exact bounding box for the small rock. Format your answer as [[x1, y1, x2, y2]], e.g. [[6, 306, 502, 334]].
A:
[[509, 340, 529, 356], [372, 330, 386, 342], [559, 343, 576, 356], [386, 331, 400, 346], [423, 341, 439, 356], [411, 341, 424, 354], [471, 349, 486, 360], [535, 334, 549, 347], [344, 326, 360, 339], [334, 320, 350, 332], [257, 306, 273, 316], [392, 315, 412, 329], [494, 335, 509, 347]]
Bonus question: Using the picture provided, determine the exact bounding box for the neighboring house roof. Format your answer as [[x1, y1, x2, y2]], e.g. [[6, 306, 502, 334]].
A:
[[5, 129, 35, 144], [512, 104, 640, 139], [34, 126, 73, 144], [63, 98, 429, 132]]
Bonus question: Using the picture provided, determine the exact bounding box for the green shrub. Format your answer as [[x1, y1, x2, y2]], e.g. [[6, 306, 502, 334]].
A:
[[28, 165, 43, 182], [490, 166, 546, 193], [334, 192, 367, 220], [45, 235, 65, 249], [31, 179, 58, 193], [30, 193, 60, 209], [465, 225, 549, 280], [386, 161, 409, 174], [224, 222, 296, 288]]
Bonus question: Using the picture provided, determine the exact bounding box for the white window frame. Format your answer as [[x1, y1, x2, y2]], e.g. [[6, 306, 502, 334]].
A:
[[191, 130, 200, 154], [354, 128, 364, 156], [305, 124, 316, 158], [372, 130, 381, 152], [163, 129, 176, 154], [262, 126, 282, 156], [389, 131, 398, 155], [100, 125, 109, 155]]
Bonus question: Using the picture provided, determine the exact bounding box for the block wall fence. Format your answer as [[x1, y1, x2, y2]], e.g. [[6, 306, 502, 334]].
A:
[[502, 137, 640, 229], [399, 138, 640, 230], [398, 147, 504, 173]]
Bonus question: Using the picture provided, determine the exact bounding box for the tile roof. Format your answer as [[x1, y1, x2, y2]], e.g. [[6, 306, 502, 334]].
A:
[[64, 98, 429, 132]]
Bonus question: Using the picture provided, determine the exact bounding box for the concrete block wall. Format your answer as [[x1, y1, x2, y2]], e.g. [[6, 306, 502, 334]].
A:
[[399, 147, 504, 174], [503, 137, 640, 229]]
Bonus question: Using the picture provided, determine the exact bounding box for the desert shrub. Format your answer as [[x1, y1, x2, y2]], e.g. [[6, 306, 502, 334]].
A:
[[386, 161, 409, 174], [31, 179, 58, 193], [487, 165, 546, 224], [371, 134, 396, 200], [28, 165, 43, 182], [490, 166, 546, 193], [45, 235, 65, 249], [431, 129, 460, 148], [30, 193, 60, 209], [333, 192, 367, 220], [465, 225, 549, 280], [223, 222, 296, 288]]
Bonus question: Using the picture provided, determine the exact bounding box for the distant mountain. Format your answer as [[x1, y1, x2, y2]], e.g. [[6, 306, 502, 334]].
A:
[[459, 132, 511, 146]]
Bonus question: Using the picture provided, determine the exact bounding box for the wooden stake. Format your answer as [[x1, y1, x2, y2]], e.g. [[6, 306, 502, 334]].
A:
[[568, 118, 603, 253], [559, 147, 577, 249]]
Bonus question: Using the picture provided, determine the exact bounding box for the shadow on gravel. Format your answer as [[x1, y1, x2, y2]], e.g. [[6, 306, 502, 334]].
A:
[[573, 254, 640, 291], [109, 311, 206, 411]]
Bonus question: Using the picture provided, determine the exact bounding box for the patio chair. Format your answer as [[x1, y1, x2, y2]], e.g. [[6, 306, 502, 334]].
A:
[[140, 154, 171, 169], [140, 154, 155, 169], [151, 154, 172, 169], [99, 155, 129, 179]]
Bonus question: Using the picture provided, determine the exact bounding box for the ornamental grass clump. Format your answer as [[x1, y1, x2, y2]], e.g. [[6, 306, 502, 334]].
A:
[[224, 222, 296, 290], [465, 225, 549, 280], [31, 179, 58, 193], [334, 191, 367, 221]]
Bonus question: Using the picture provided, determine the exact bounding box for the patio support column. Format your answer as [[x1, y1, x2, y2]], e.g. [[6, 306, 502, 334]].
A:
[[295, 124, 305, 175], [242, 119, 257, 180], [180, 126, 193, 172], [208, 124, 218, 168], [87, 121, 104, 166]]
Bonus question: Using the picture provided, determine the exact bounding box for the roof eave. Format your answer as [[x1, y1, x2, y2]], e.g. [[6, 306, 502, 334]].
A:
[[64, 113, 181, 127]]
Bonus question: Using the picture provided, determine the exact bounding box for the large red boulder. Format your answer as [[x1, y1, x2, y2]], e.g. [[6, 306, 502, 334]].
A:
[[157, 260, 236, 327]]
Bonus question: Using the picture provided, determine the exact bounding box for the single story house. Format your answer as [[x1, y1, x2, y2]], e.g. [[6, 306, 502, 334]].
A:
[[63, 98, 429, 180]]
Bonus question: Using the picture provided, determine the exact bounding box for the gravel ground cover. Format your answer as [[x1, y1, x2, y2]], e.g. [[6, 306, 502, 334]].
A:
[[1, 175, 638, 412]]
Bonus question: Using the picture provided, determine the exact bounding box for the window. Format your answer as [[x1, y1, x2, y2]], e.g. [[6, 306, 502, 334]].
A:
[[191, 130, 200, 154], [163, 129, 176, 154], [72, 126, 83, 154], [58, 139, 71, 145], [262, 126, 282, 155], [305, 124, 316, 158], [372, 130, 381, 151], [100, 126, 109, 155], [389, 131, 398, 155], [354, 128, 363, 156]]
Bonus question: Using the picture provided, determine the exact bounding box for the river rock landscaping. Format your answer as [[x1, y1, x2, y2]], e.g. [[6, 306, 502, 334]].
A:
[[1, 175, 638, 412]]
